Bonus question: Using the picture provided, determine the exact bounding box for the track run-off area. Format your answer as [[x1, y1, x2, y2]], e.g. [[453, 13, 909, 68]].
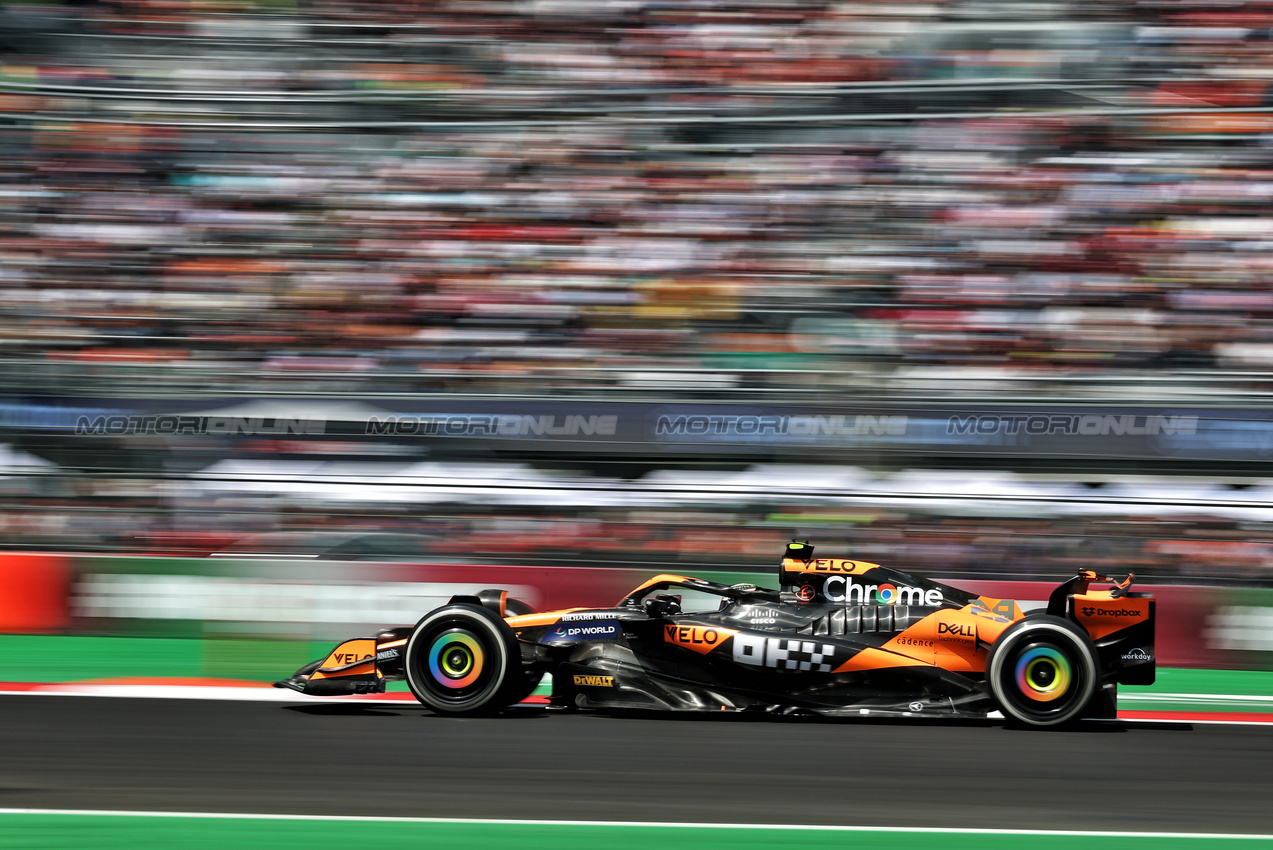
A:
[[1, 667, 1272, 849]]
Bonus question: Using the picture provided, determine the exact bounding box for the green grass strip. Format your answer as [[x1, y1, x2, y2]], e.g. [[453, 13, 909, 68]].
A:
[[0, 814, 1270, 850], [0, 635, 333, 683], [1123, 668, 1273, 698]]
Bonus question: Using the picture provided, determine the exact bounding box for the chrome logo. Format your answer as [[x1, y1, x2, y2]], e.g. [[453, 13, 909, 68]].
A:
[[1014, 647, 1071, 702], [822, 576, 944, 606], [427, 629, 484, 689], [874, 583, 898, 604]]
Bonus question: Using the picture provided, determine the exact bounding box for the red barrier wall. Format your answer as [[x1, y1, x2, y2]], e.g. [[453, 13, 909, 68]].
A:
[[387, 563, 658, 612], [0, 552, 70, 633]]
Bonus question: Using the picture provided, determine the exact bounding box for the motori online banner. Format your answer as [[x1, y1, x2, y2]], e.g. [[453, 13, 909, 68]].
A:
[[3, 397, 1273, 461]]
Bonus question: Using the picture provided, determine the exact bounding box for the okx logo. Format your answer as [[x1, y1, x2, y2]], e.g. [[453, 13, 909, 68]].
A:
[[733, 635, 835, 672]]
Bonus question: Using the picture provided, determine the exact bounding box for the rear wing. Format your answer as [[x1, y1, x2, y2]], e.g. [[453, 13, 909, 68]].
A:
[[1050, 570, 1155, 686]]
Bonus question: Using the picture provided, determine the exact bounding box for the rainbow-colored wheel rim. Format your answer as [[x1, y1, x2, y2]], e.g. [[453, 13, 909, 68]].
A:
[[1014, 646, 1071, 703], [427, 629, 485, 690], [990, 621, 1096, 727], [406, 608, 518, 715]]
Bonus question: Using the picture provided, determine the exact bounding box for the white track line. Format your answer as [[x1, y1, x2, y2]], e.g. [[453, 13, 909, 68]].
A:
[[1121, 694, 1273, 703]]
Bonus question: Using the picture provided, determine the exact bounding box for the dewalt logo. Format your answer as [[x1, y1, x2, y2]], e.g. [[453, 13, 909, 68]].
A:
[[572, 675, 615, 687]]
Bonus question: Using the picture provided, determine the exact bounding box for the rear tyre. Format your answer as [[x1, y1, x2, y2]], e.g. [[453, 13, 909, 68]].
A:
[[986, 615, 1098, 727], [404, 604, 521, 716]]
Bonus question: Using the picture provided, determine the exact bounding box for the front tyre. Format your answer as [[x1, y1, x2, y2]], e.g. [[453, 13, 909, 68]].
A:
[[986, 615, 1098, 727], [404, 604, 521, 716]]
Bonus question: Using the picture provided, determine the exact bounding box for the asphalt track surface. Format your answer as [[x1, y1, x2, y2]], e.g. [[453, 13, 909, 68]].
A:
[[2, 695, 1271, 835]]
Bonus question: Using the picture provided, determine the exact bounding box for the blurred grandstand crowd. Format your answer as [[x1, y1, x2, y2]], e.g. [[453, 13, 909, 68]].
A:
[[3, 459, 1272, 584], [1, 0, 1273, 397], [3, 0, 1273, 583]]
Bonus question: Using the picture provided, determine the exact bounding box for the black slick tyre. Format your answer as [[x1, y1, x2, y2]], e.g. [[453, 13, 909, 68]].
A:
[[986, 615, 1099, 727], [404, 604, 521, 716]]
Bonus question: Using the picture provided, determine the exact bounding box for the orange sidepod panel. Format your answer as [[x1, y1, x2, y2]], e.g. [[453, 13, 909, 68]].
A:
[[880, 600, 1020, 672], [832, 646, 928, 674], [876, 610, 969, 671]]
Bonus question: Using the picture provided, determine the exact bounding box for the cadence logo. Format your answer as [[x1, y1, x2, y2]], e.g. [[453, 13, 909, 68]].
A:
[[823, 576, 943, 606]]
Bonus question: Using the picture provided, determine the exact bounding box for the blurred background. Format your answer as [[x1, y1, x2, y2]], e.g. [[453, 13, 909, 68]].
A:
[[2, 0, 1273, 671]]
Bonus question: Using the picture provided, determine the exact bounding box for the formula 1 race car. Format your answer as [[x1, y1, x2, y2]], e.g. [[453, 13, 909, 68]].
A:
[[275, 542, 1155, 727]]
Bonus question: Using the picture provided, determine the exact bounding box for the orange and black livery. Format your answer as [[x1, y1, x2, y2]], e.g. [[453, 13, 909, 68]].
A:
[[276, 541, 1154, 727]]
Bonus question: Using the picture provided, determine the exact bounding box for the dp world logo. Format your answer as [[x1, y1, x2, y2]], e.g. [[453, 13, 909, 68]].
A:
[[543, 621, 620, 643]]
